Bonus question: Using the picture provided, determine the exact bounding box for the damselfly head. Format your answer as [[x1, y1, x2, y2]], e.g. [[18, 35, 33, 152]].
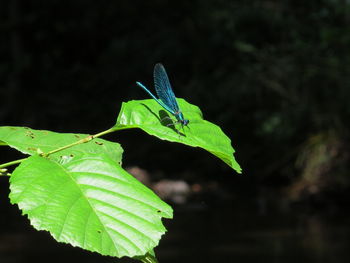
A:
[[176, 112, 189, 126], [182, 119, 189, 126]]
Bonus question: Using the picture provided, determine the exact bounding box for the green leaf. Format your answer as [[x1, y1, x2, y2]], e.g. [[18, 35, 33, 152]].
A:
[[113, 99, 242, 173], [9, 154, 172, 258], [0, 126, 123, 164]]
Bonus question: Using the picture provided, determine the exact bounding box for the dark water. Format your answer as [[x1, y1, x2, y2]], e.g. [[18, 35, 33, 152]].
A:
[[0, 197, 349, 263], [159, 204, 350, 263]]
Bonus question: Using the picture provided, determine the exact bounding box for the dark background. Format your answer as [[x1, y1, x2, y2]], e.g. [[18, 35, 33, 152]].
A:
[[1, 1, 349, 262]]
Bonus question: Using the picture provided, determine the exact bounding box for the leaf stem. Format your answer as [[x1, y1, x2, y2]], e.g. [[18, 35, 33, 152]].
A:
[[0, 158, 27, 171], [43, 128, 115, 156], [135, 252, 158, 263], [0, 128, 116, 173]]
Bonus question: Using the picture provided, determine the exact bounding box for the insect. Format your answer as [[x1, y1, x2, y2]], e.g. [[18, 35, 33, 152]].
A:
[[136, 63, 189, 127]]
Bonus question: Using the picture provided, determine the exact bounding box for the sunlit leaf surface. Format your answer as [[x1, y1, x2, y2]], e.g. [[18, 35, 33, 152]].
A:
[[0, 126, 123, 164], [114, 99, 241, 173], [9, 154, 172, 258]]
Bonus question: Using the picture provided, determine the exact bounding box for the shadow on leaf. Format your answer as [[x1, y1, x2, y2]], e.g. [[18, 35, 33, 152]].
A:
[[140, 103, 185, 137]]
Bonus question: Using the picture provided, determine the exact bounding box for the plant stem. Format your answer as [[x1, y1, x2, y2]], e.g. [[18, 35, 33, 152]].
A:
[[135, 252, 158, 263], [0, 158, 27, 170], [0, 128, 116, 173], [43, 128, 115, 156]]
